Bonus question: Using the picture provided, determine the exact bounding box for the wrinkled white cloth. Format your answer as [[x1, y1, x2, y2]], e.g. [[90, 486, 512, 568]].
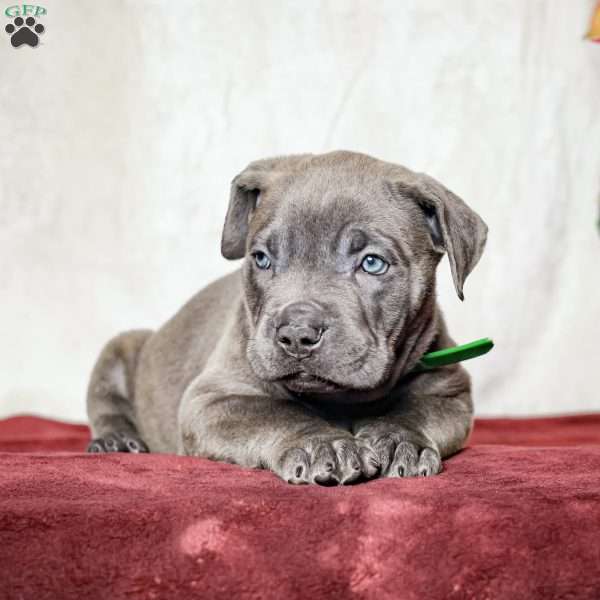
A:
[[1, 0, 599, 420]]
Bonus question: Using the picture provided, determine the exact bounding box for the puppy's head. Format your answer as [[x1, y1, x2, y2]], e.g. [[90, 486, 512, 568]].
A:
[[221, 151, 487, 396]]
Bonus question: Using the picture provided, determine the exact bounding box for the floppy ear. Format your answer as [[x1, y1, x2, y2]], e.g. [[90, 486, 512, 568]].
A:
[[221, 154, 313, 260], [389, 173, 488, 300], [221, 165, 268, 260]]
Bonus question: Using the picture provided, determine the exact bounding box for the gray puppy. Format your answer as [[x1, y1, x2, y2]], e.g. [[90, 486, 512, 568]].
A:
[[87, 151, 487, 485]]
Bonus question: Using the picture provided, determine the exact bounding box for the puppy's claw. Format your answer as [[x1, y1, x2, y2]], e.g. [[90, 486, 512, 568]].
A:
[[86, 432, 149, 454]]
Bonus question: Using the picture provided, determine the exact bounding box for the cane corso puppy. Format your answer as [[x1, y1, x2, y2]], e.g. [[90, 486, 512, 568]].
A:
[[87, 151, 487, 485]]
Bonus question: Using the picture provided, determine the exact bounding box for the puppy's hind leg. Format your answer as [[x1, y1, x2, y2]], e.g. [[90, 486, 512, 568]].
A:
[[86, 330, 153, 454]]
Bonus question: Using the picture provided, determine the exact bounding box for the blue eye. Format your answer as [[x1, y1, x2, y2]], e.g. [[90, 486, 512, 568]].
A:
[[361, 255, 388, 275], [254, 251, 271, 270]]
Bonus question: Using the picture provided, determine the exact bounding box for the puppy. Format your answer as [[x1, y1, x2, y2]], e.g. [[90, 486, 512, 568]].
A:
[[87, 151, 487, 485]]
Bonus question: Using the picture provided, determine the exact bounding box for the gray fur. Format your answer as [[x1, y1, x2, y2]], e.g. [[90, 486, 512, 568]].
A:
[[87, 150, 487, 485]]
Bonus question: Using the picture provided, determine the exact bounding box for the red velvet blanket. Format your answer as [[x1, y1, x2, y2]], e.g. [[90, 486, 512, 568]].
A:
[[1, 415, 599, 600]]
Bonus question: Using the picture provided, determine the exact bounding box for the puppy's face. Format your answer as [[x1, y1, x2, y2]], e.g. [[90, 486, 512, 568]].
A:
[[221, 152, 487, 397], [242, 180, 436, 394]]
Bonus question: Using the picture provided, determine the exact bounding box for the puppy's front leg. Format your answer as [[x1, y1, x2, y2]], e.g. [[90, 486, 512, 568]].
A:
[[179, 378, 380, 485], [354, 365, 473, 478]]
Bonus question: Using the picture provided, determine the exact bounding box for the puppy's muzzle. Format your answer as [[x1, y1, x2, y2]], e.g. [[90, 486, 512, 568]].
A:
[[275, 302, 325, 359]]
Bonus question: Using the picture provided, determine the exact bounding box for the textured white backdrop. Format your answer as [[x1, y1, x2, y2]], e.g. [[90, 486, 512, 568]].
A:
[[1, 0, 599, 422]]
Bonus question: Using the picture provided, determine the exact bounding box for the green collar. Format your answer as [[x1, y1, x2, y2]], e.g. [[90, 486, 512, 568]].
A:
[[415, 337, 494, 372]]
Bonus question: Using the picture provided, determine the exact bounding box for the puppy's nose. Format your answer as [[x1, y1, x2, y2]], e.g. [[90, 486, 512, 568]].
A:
[[276, 302, 325, 359]]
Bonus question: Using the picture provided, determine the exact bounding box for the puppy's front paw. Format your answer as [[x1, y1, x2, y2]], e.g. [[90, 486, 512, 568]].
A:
[[275, 436, 380, 486], [358, 431, 442, 478]]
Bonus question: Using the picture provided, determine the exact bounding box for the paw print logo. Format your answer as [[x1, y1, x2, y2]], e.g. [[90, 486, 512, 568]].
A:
[[5, 16, 45, 48]]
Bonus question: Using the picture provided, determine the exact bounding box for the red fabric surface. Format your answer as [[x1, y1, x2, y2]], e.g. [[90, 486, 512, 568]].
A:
[[1, 415, 599, 600]]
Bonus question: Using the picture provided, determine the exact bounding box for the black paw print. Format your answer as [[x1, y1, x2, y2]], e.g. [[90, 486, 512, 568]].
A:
[[5, 16, 44, 48]]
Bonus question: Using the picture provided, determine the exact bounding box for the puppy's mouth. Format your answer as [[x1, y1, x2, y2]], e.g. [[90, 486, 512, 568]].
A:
[[280, 371, 346, 394]]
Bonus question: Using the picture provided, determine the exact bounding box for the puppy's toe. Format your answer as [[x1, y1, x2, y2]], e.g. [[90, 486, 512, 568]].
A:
[[358, 445, 382, 479], [123, 436, 149, 453], [389, 441, 420, 477], [417, 447, 442, 477], [104, 433, 128, 452], [366, 435, 396, 475], [87, 438, 109, 453], [310, 443, 340, 486], [332, 440, 364, 485], [278, 447, 310, 484]]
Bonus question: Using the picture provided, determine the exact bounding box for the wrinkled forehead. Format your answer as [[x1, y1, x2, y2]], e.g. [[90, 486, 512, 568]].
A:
[[249, 170, 423, 264]]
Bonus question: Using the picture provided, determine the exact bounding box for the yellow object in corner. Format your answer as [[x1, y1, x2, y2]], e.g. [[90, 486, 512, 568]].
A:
[[586, 1, 600, 42]]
